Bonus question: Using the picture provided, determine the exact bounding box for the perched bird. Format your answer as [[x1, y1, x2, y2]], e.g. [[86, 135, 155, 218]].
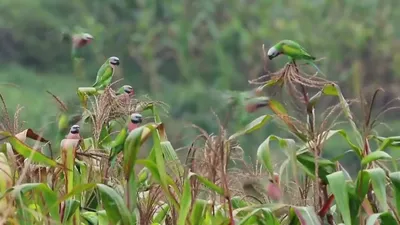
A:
[[128, 113, 143, 132], [92, 57, 120, 90], [267, 40, 325, 75], [266, 172, 282, 201], [60, 124, 82, 151], [66, 124, 81, 139], [108, 113, 143, 164], [268, 40, 315, 61], [117, 85, 135, 97]]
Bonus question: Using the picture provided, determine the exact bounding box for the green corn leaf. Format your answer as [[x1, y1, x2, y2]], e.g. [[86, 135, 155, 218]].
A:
[[190, 199, 210, 225], [153, 203, 170, 224], [0, 131, 58, 167], [177, 175, 192, 225], [367, 168, 388, 211], [366, 212, 398, 225], [97, 184, 133, 225], [389, 172, 400, 217], [8, 183, 60, 222], [62, 199, 80, 223], [297, 151, 336, 183], [229, 115, 272, 140], [257, 135, 296, 175], [292, 206, 321, 225], [189, 172, 224, 195], [361, 151, 392, 166], [327, 171, 351, 225]]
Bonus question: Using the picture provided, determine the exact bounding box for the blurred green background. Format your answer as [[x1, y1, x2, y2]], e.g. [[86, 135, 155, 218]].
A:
[[1, 0, 400, 174]]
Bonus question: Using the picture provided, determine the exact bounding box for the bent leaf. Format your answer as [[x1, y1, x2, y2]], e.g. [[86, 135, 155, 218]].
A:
[[297, 152, 336, 183], [15, 129, 49, 144], [257, 135, 296, 175], [361, 151, 392, 166], [97, 184, 133, 225], [229, 115, 271, 140], [0, 131, 58, 167], [11, 183, 59, 221]]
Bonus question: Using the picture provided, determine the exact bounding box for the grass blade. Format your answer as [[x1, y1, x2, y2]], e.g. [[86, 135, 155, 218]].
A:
[[177, 175, 192, 225]]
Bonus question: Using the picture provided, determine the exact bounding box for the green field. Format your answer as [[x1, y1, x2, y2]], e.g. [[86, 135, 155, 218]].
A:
[[2, 0, 400, 224]]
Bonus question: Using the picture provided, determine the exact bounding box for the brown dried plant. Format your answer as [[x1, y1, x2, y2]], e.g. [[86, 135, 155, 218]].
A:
[[137, 185, 165, 225], [84, 85, 165, 147], [186, 116, 237, 221], [0, 94, 25, 135]]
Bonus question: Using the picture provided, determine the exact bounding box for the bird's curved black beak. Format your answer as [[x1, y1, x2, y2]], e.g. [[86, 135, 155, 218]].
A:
[[112, 60, 120, 66]]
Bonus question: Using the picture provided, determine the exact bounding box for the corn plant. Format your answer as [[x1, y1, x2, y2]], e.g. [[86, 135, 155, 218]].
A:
[[1, 50, 400, 225]]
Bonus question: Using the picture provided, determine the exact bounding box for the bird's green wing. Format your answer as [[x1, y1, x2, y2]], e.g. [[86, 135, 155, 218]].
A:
[[92, 63, 107, 87], [282, 44, 305, 57], [92, 65, 113, 88], [282, 40, 314, 60]]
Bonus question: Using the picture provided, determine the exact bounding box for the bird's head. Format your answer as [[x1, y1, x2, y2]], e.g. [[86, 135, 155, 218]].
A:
[[130, 113, 143, 124], [109, 56, 120, 66], [82, 33, 93, 41], [70, 124, 80, 134], [267, 46, 281, 60], [123, 85, 134, 96]]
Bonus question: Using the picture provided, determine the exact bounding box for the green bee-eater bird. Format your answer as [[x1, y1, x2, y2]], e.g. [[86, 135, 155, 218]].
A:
[[267, 40, 325, 75], [92, 56, 120, 89]]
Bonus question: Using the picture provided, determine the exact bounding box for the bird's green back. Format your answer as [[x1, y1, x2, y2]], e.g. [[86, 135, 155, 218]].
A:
[[276, 40, 315, 60]]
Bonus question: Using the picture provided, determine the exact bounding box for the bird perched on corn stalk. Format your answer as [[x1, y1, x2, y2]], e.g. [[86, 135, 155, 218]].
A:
[[92, 57, 120, 90], [65, 124, 81, 140], [107, 113, 143, 164], [116, 85, 135, 97], [267, 40, 325, 76]]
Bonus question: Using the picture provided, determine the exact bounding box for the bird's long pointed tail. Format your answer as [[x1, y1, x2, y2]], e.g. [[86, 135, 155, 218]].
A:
[[307, 60, 326, 77]]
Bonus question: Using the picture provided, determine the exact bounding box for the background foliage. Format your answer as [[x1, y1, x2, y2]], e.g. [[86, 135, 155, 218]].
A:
[[1, 0, 400, 174]]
